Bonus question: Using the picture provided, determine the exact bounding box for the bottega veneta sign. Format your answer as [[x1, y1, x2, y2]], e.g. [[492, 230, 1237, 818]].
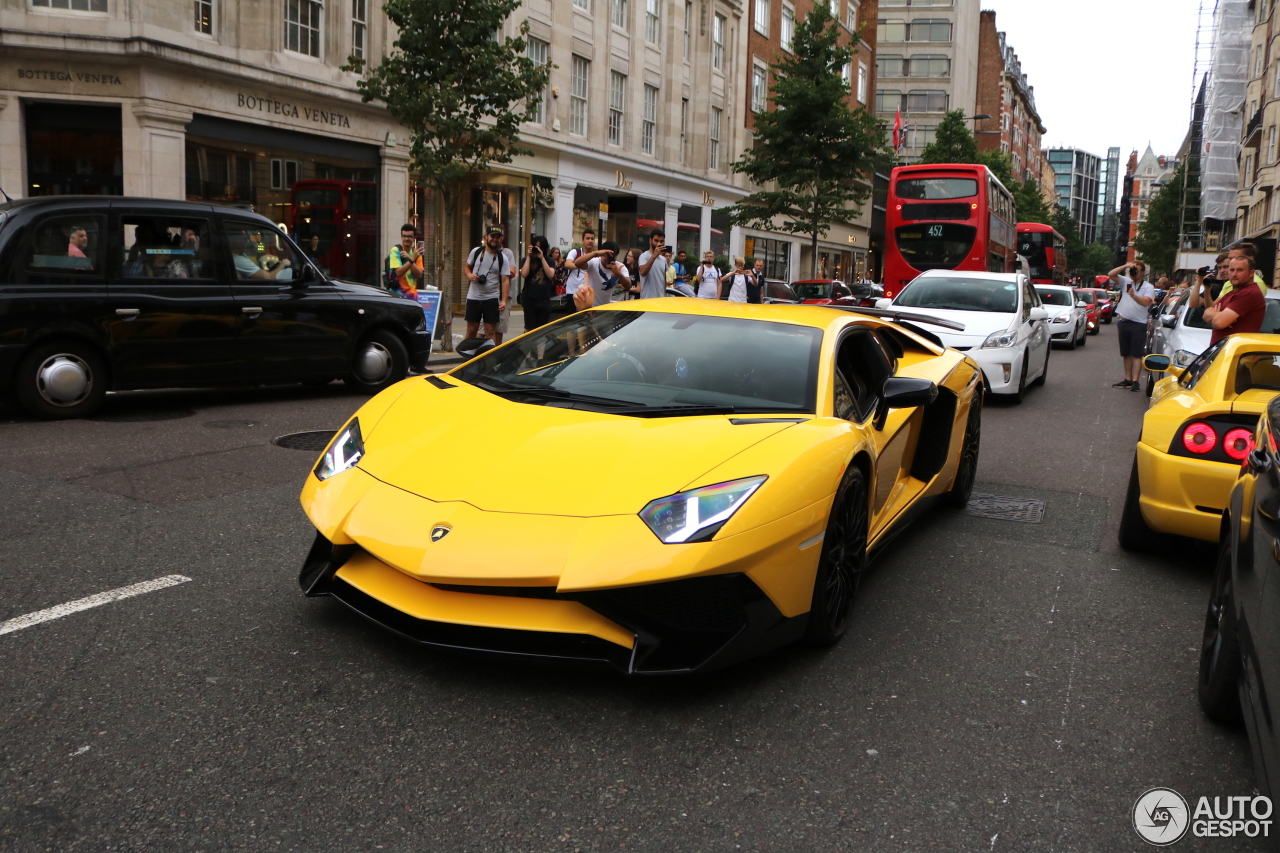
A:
[[17, 69, 122, 85], [236, 93, 352, 128]]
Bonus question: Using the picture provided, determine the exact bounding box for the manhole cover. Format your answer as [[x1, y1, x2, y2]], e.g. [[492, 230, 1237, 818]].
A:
[[204, 420, 258, 429], [272, 430, 335, 452], [89, 408, 196, 423], [965, 493, 1046, 524]]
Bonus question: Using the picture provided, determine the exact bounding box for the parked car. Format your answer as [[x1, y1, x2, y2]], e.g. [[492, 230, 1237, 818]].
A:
[[791, 279, 870, 306], [1199, 392, 1280, 796], [1088, 277, 1116, 322], [713, 278, 800, 304], [1120, 335, 1280, 551], [878, 269, 1050, 403], [0, 197, 431, 419], [1033, 284, 1088, 350], [1072, 288, 1103, 335]]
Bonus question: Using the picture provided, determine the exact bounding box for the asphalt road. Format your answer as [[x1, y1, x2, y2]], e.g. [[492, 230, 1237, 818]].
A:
[[0, 325, 1265, 852]]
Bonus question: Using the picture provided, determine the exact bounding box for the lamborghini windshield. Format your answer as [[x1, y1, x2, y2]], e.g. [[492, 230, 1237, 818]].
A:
[[452, 310, 822, 415]]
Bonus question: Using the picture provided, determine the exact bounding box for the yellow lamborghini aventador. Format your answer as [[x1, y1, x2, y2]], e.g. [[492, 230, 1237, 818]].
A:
[[297, 299, 983, 674]]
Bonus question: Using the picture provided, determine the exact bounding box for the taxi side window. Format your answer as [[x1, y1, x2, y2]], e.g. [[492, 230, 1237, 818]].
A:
[[120, 216, 215, 280], [1180, 338, 1229, 390], [18, 215, 105, 282]]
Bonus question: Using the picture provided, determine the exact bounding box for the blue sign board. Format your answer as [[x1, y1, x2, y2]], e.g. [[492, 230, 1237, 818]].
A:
[[416, 290, 443, 337]]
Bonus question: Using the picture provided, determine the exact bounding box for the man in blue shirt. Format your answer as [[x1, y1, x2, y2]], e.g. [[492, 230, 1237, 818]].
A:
[[672, 250, 695, 297]]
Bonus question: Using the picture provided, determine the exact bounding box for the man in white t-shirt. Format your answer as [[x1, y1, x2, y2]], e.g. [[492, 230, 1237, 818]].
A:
[[636, 229, 669, 299], [695, 251, 722, 299], [563, 228, 597, 298], [583, 240, 630, 306], [1106, 260, 1156, 391]]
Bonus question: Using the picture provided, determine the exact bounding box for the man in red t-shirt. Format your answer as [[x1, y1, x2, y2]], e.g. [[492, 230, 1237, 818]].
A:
[[1206, 255, 1268, 345]]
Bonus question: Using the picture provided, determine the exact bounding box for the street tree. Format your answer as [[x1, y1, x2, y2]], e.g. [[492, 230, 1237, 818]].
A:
[[918, 110, 979, 165], [1134, 164, 1184, 276], [346, 0, 550, 294], [1075, 241, 1116, 280], [726, 3, 886, 277], [1050, 206, 1087, 269]]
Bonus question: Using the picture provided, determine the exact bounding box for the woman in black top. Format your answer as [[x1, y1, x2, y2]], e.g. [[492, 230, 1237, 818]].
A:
[[521, 236, 557, 331]]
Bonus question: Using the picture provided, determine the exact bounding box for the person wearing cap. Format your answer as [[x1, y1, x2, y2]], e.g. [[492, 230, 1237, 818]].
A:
[[465, 226, 511, 344]]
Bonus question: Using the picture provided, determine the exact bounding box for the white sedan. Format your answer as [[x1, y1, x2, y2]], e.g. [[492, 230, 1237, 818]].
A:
[[1034, 284, 1088, 349], [878, 269, 1050, 403]]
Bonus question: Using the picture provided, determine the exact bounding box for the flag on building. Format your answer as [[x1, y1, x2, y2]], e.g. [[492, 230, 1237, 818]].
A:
[[892, 107, 903, 152]]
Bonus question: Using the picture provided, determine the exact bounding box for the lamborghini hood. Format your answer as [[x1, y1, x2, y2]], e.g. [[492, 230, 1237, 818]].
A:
[[356, 378, 799, 516]]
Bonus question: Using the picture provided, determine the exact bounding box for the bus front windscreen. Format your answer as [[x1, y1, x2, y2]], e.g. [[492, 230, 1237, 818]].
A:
[[1017, 232, 1051, 280], [896, 178, 978, 200], [895, 223, 976, 271]]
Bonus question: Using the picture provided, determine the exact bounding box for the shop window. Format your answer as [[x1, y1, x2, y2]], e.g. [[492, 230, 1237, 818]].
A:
[[25, 103, 122, 197], [677, 204, 701, 258], [195, 0, 213, 34], [224, 220, 303, 282], [32, 0, 106, 10], [351, 0, 367, 60], [20, 216, 104, 277], [743, 236, 789, 280], [120, 216, 216, 280], [710, 208, 730, 259], [285, 0, 323, 58]]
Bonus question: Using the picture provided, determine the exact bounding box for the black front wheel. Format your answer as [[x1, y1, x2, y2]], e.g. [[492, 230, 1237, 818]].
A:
[[1118, 457, 1160, 552], [942, 395, 981, 509], [804, 466, 869, 646], [1198, 535, 1244, 725], [344, 330, 409, 395]]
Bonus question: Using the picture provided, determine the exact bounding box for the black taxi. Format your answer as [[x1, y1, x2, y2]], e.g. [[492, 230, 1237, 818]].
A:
[[0, 197, 430, 418]]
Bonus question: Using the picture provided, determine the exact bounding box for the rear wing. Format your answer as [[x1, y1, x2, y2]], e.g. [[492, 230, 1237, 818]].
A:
[[821, 305, 965, 350]]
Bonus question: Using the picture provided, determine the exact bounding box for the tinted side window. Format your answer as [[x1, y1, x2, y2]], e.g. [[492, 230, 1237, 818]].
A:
[[223, 219, 300, 282], [19, 215, 105, 281], [120, 215, 215, 280]]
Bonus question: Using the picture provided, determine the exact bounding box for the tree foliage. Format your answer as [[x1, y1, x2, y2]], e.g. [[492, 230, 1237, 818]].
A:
[[726, 3, 887, 277], [1075, 242, 1116, 281], [918, 110, 978, 165], [919, 111, 1049, 227], [1013, 180, 1051, 225], [1050, 206, 1087, 269], [1134, 164, 1184, 276], [347, 0, 550, 194]]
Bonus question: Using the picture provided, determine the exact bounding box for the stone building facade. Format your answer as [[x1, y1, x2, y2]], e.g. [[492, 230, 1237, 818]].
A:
[[973, 10, 1042, 187]]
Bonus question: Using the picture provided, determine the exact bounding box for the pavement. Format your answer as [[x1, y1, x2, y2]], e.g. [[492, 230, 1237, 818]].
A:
[[0, 319, 1264, 852]]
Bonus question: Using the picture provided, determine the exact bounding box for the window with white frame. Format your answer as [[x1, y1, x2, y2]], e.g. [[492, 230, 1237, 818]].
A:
[[842, 62, 852, 87], [571, 56, 590, 135], [284, 0, 323, 57], [642, 85, 658, 155], [828, 0, 839, 19], [645, 0, 660, 43], [612, 0, 627, 28], [710, 106, 722, 170], [609, 71, 626, 145], [877, 19, 906, 41], [351, 0, 367, 61], [1270, 125, 1277, 164], [781, 4, 795, 51], [574, 0, 589, 9], [713, 14, 725, 70], [754, 0, 769, 36], [909, 19, 951, 41], [526, 37, 549, 123], [680, 97, 689, 163], [909, 55, 950, 77], [1274, 62, 1280, 98], [857, 62, 867, 103], [195, 0, 213, 33], [846, 0, 856, 30], [752, 63, 768, 111], [684, 2, 692, 58], [34, 0, 107, 10]]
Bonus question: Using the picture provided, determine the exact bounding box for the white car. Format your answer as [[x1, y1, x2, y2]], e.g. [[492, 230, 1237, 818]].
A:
[[879, 269, 1050, 402], [1034, 284, 1088, 349], [1146, 286, 1280, 395]]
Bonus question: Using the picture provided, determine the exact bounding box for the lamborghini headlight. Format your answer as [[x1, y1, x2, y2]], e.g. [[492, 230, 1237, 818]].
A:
[[639, 476, 768, 544], [982, 329, 1018, 349], [314, 419, 364, 481]]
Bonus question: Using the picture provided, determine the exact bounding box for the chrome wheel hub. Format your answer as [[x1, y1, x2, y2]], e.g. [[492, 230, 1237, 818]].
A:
[[36, 354, 92, 406], [354, 341, 392, 383]]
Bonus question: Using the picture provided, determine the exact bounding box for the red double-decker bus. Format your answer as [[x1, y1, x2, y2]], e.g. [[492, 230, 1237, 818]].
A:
[[1016, 222, 1068, 286], [882, 164, 1017, 297], [289, 180, 379, 284]]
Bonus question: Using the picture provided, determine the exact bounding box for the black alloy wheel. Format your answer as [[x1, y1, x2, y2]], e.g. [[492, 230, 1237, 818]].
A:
[[1198, 535, 1244, 725], [942, 395, 981, 509], [1118, 457, 1160, 552], [14, 339, 109, 420], [1065, 324, 1078, 350], [804, 466, 869, 646], [344, 329, 409, 395]]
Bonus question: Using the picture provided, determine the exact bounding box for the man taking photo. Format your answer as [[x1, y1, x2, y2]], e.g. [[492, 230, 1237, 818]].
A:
[[1107, 260, 1155, 391], [1205, 255, 1268, 345]]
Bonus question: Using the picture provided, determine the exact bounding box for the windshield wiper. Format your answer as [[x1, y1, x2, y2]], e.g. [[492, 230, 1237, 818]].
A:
[[604, 404, 739, 417]]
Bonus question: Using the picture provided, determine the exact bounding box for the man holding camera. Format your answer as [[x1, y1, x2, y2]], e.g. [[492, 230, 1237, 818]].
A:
[[464, 226, 510, 344], [564, 240, 630, 307], [1107, 260, 1156, 391], [636, 229, 670, 299]]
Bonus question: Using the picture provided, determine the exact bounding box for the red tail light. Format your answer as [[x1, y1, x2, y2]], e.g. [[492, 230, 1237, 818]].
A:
[[1182, 422, 1217, 454], [1223, 428, 1255, 461]]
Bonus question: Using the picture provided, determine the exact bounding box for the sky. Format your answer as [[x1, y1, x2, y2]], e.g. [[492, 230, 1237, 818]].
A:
[[979, 0, 1206, 161]]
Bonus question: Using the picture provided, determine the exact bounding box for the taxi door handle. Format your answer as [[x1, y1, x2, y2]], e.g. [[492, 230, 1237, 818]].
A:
[[115, 308, 140, 316], [242, 306, 263, 315]]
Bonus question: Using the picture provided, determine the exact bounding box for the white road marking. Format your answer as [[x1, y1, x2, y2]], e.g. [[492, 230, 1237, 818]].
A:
[[0, 575, 192, 636]]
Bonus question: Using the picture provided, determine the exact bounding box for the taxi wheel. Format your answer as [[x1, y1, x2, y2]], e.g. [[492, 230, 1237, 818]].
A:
[[1198, 535, 1244, 725], [942, 396, 981, 509], [1118, 458, 1160, 552], [804, 466, 868, 646], [14, 339, 109, 420], [344, 330, 408, 395]]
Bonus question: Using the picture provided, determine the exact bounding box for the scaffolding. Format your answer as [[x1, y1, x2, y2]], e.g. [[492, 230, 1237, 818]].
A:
[[1197, 1, 1250, 242]]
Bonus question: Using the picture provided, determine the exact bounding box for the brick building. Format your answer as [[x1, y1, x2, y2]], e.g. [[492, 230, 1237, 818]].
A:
[[745, 0, 879, 281], [973, 11, 1043, 188]]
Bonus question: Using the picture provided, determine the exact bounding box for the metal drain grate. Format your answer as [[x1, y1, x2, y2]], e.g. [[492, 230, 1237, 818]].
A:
[[89, 408, 196, 423], [965, 493, 1046, 524], [272, 430, 336, 452]]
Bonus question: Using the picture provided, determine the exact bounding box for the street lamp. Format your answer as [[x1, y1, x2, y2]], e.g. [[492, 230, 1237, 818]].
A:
[[962, 114, 992, 122]]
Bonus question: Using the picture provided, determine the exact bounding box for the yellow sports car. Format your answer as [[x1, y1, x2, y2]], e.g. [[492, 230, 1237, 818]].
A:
[[297, 299, 983, 673], [1122, 335, 1280, 550]]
